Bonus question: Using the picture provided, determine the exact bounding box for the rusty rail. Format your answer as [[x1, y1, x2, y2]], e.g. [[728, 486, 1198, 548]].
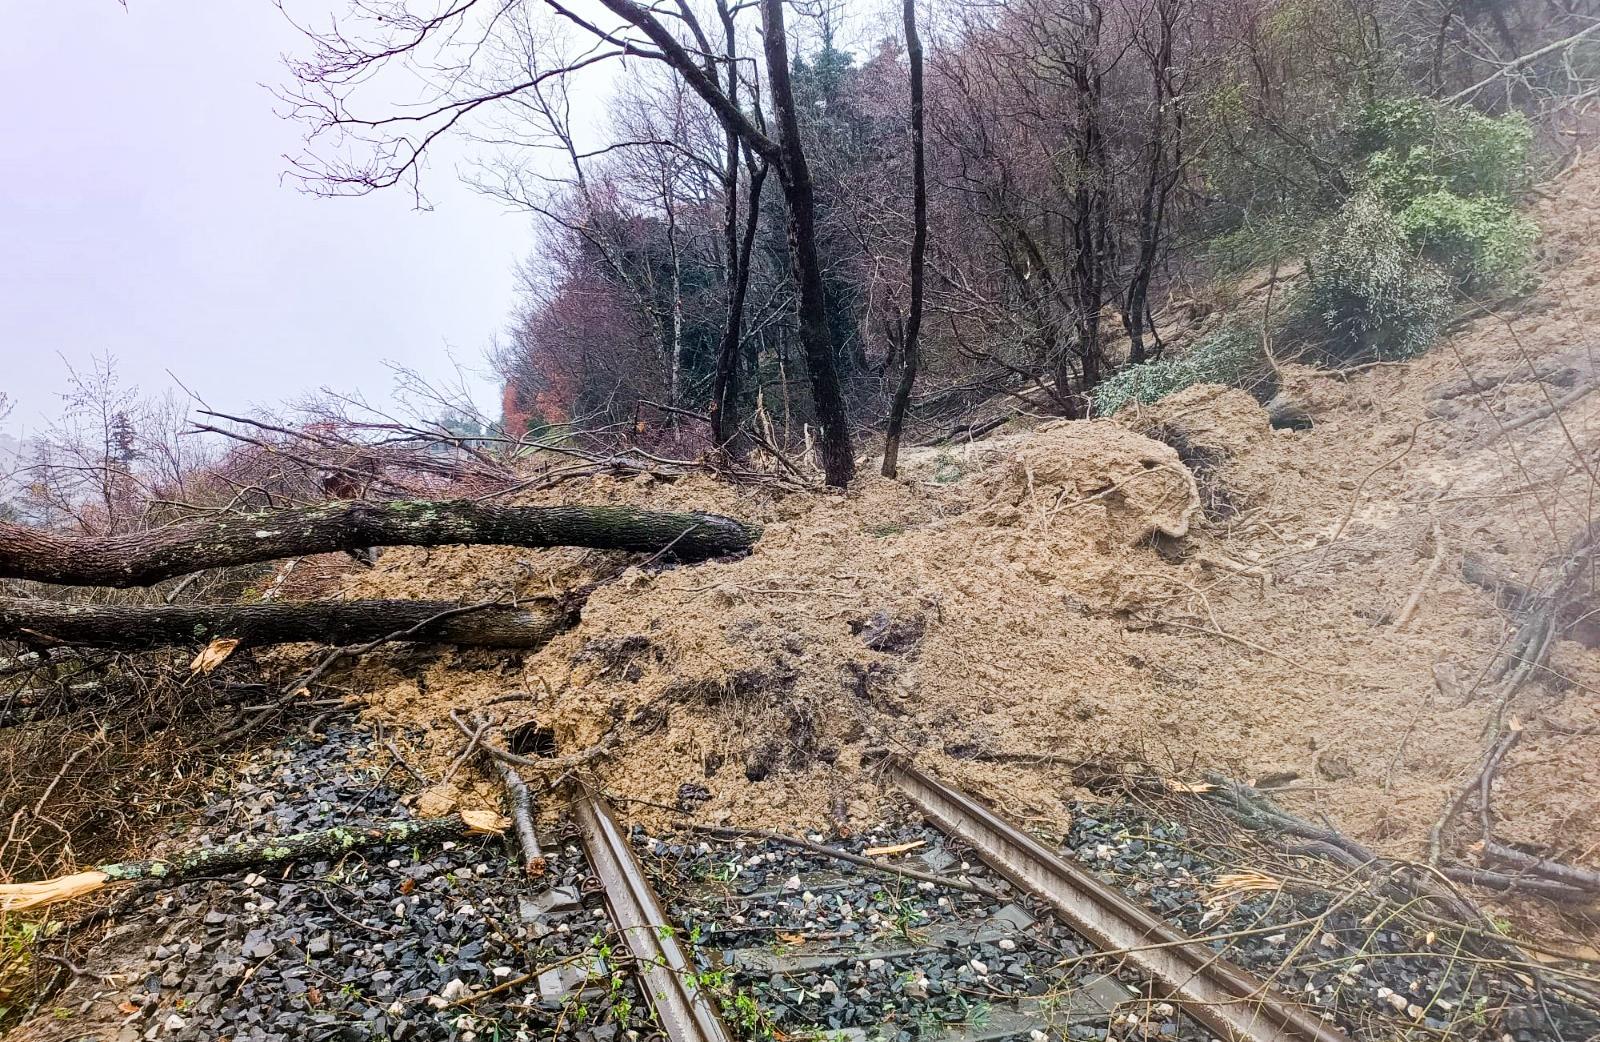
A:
[[882, 756, 1350, 1042], [571, 788, 734, 1042]]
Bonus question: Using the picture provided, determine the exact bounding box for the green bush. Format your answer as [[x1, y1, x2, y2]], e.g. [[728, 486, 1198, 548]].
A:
[[1356, 97, 1535, 294], [1394, 191, 1535, 291], [1303, 194, 1452, 360], [1093, 325, 1262, 416], [1359, 99, 1532, 206]]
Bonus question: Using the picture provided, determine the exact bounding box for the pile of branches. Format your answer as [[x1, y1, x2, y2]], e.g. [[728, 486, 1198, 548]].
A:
[[0, 649, 262, 884], [192, 398, 816, 507]]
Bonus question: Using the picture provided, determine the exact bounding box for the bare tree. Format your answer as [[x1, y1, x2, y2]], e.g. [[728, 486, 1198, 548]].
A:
[[881, 0, 928, 478], [280, 0, 857, 485]]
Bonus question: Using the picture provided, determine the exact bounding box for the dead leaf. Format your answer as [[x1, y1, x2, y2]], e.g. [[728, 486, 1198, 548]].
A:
[[118, 1001, 140, 1015], [189, 637, 241, 674], [864, 839, 926, 858], [1165, 779, 1216, 794]]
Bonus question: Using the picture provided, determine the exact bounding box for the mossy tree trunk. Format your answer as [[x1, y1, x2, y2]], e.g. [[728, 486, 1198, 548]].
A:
[[0, 500, 761, 588]]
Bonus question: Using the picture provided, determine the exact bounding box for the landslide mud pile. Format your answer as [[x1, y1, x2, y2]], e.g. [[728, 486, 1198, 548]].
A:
[[327, 160, 1600, 938]]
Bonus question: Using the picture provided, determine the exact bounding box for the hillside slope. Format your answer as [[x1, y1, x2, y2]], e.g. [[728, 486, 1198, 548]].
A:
[[331, 158, 1600, 936]]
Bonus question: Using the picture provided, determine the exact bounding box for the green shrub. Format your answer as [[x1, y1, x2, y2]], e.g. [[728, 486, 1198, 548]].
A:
[[1359, 99, 1532, 206], [1093, 325, 1262, 416], [1394, 191, 1535, 291], [1303, 194, 1452, 361]]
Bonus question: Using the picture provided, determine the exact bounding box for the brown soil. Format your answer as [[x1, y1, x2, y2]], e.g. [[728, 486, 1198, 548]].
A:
[[314, 158, 1600, 941]]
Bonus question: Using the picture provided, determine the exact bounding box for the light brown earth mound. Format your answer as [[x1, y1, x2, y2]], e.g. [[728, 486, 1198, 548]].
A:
[[326, 158, 1600, 937]]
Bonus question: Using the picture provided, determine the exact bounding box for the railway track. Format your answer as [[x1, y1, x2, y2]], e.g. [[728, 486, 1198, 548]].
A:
[[569, 761, 1350, 1042]]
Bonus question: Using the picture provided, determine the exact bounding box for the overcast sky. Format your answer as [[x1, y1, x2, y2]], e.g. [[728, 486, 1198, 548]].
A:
[[0, 3, 539, 436]]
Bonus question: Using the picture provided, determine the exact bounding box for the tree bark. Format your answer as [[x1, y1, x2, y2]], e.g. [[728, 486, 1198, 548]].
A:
[[0, 501, 761, 588], [0, 597, 579, 652], [882, 0, 928, 480]]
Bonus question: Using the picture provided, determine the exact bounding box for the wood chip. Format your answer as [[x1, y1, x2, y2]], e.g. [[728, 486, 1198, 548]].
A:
[[864, 839, 926, 857], [189, 636, 241, 674]]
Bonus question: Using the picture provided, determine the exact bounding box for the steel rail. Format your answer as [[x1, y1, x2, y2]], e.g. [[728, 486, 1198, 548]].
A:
[[881, 756, 1350, 1042], [572, 788, 734, 1042]]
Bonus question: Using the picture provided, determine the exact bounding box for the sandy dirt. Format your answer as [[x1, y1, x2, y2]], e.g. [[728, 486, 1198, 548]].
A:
[[310, 158, 1600, 941]]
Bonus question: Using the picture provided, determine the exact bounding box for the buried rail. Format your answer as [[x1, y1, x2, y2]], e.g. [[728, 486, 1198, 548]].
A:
[[879, 755, 1350, 1042], [571, 787, 735, 1042]]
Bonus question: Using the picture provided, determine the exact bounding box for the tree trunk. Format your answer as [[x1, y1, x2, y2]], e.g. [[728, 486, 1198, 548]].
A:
[[0, 501, 761, 588], [590, 0, 855, 485], [0, 597, 580, 652], [712, 161, 767, 453], [0, 812, 506, 912], [882, 0, 928, 480], [761, 0, 856, 488]]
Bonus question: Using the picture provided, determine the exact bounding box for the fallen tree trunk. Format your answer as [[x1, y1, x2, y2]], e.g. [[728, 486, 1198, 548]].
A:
[[0, 597, 579, 651], [0, 500, 762, 587], [0, 811, 507, 912]]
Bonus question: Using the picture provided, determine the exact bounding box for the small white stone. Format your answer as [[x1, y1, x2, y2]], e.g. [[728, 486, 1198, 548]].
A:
[[387, 860, 401, 869], [997, 939, 1017, 952], [1264, 933, 1287, 944], [443, 841, 458, 850], [783, 875, 802, 891], [388, 1001, 405, 1016], [868, 958, 886, 971], [968, 959, 988, 975], [493, 966, 514, 978], [394, 902, 407, 918], [440, 978, 470, 1002], [1385, 993, 1409, 1013], [162, 1013, 186, 1033], [1153, 1003, 1174, 1017], [1030, 1031, 1048, 1042], [918, 881, 934, 891], [1407, 1005, 1425, 1019]]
